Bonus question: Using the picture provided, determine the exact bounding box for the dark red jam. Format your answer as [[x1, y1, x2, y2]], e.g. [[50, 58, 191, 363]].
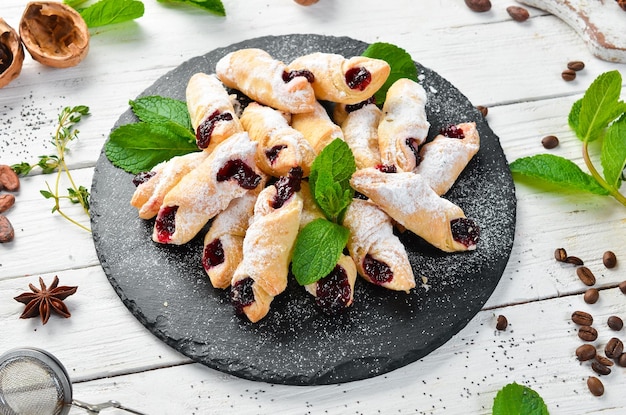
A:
[[450, 218, 480, 248], [155, 205, 178, 243], [216, 159, 262, 189], [196, 110, 234, 149], [202, 238, 225, 271], [272, 166, 303, 209], [265, 145, 288, 165], [345, 96, 376, 113], [282, 69, 315, 83], [345, 67, 372, 91], [132, 170, 156, 186], [439, 124, 465, 139], [406, 137, 421, 165], [376, 164, 397, 173], [315, 265, 352, 315], [231, 277, 255, 315], [362, 254, 393, 285]]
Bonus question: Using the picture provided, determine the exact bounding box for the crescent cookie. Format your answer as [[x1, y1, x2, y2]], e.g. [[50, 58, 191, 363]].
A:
[[338, 101, 382, 170], [215, 48, 317, 113], [186, 73, 243, 152], [378, 78, 430, 172], [288, 52, 390, 104], [290, 100, 344, 155], [350, 168, 480, 252], [413, 122, 480, 195], [304, 254, 358, 314], [343, 198, 415, 292]]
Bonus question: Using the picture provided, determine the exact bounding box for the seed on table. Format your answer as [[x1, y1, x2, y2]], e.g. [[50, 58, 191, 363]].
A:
[[562, 69, 576, 81], [607, 316, 623, 331], [618, 353, 626, 367], [566, 256, 584, 266], [293, 0, 319, 5], [605, 337, 624, 358], [587, 376, 604, 396], [476, 105, 488, 117], [620, 281, 626, 294], [602, 251, 617, 268], [576, 344, 596, 361], [0, 193, 15, 213], [506, 5, 529, 22], [541, 135, 559, 149], [0, 214, 14, 243], [595, 354, 614, 367], [0, 165, 20, 191], [591, 360, 611, 376], [584, 288, 599, 304], [554, 248, 567, 262], [567, 60, 585, 71], [496, 314, 508, 331], [572, 310, 593, 326], [576, 266, 596, 286], [578, 326, 598, 341], [464, 0, 491, 12]]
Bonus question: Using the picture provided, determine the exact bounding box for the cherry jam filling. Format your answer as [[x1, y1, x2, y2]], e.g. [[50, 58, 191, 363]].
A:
[[216, 159, 262, 189], [132, 170, 156, 186], [439, 124, 465, 139], [231, 276, 255, 315], [265, 145, 288, 165], [376, 164, 397, 173], [196, 110, 234, 149], [202, 238, 225, 271], [155, 205, 178, 243], [362, 254, 394, 285], [282, 69, 315, 83], [315, 265, 352, 315], [345, 96, 376, 113], [450, 218, 480, 248], [345, 67, 372, 91], [272, 166, 303, 209], [406, 137, 422, 166]]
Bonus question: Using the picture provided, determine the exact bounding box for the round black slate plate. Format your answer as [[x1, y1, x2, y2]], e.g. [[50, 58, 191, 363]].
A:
[[90, 34, 516, 386]]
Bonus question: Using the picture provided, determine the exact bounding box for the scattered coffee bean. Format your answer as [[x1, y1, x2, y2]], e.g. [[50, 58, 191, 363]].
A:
[[496, 314, 508, 331], [567, 60, 585, 71], [541, 135, 559, 149], [506, 5, 529, 21], [562, 69, 576, 81], [0, 165, 20, 192], [576, 344, 596, 361], [620, 281, 626, 294], [618, 353, 626, 367], [464, 0, 491, 12], [0, 214, 14, 243], [576, 266, 596, 286], [584, 288, 599, 304], [476, 105, 488, 117], [605, 337, 624, 358], [566, 256, 584, 266], [0, 193, 15, 213], [572, 310, 593, 326], [293, 0, 319, 5], [587, 376, 604, 396], [607, 316, 623, 331], [554, 247, 567, 262], [602, 251, 617, 268], [595, 354, 614, 367], [578, 325, 598, 341], [591, 360, 611, 376]]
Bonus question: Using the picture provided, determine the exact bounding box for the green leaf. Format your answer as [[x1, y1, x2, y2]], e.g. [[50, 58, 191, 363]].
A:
[[601, 116, 626, 189], [11, 162, 33, 176], [509, 154, 609, 196], [567, 98, 582, 131], [79, 0, 145, 28], [106, 121, 199, 174], [40, 190, 55, 199], [156, 0, 226, 16], [64, 0, 90, 8], [361, 42, 418, 105], [492, 382, 549, 415], [130, 96, 193, 132], [292, 218, 350, 286]]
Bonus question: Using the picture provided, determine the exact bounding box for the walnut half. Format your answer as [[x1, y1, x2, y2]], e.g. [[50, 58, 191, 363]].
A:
[[0, 18, 25, 88]]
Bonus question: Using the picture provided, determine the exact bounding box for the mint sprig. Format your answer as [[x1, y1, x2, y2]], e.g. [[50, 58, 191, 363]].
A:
[[156, 0, 226, 16], [362, 42, 419, 105], [492, 382, 549, 415], [510, 70, 626, 207], [77, 0, 145, 28]]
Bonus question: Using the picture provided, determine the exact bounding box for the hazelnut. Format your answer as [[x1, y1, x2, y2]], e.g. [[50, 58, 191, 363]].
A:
[[0, 18, 25, 88], [19, 1, 90, 68]]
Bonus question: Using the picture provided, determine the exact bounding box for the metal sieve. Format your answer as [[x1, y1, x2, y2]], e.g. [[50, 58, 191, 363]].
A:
[[0, 348, 146, 415]]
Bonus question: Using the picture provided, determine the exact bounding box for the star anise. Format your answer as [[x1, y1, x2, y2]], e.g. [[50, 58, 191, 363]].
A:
[[14, 276, 78, 324]]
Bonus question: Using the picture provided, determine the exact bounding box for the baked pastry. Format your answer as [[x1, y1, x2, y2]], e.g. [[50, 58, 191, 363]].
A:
[[240, 102, 316, 177], [215, 48, 317, 113], [378, 78, 430, 172], [338, 101, 382, 170], [350, 168, 480, 252], [130, 151, 208, 219], [230, 274, 274, 324], [287, 52, 390, 104], [414, 122, 480, 195], [343, 198, 415, 292], [304, 254, 358, 314], [290, 100, 344, 155], [153, 132, 263, 245]]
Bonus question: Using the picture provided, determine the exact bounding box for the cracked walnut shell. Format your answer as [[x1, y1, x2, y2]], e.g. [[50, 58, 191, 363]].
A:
[[0, 18, 25, 88], [19, 1, 89, 68]]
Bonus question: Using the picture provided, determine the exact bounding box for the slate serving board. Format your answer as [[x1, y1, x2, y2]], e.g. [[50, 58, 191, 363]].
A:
[[90, 34, 517, 386]]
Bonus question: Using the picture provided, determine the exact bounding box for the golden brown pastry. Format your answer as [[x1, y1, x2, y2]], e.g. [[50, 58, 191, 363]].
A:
[[413, 122, 480, 195], [378, 78, 430, 172], [291, 100, 344, 155], [186, 72, 244, 152], [343, 198, 415, 292], [298, 181, 323, 229], [350, 168, 479, 252], [215, 48, 317, 113], [240, 102, 316, 177], [153, 132, 263, 245], [304, 254, 358, 314], [339, 101, 382, 170], [230, 273, 274, 324], [287, 52, 390, 104]]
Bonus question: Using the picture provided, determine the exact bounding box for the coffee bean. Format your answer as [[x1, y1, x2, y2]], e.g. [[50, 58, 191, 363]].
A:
[[618, 353, 626, 367], [554, 248, 567, 262], [542, 135, 559, 149], [584, 288, 599, 304], [464, 0, 491, 12], [496, 314, 508, 331], [572, 310, 593, 326], [587, 376, 604, 396], [0, 214, 14, 243], [591, 360, 611, 376], [576, 344, 596, 361], [562, 69, 576, 81], [607, 315, 623, 331], [595, 354, 614, 367], [506, 5, 529, 21], [567, 61, 585, 71], [576, 266, 596, 286], [603, 251, 617, 268], [566, 256, 584, 266], [605, 337, 624, 358], [620, 281, 626, 294], [476, 105, 488, 117], [578, 326, 598, 341]]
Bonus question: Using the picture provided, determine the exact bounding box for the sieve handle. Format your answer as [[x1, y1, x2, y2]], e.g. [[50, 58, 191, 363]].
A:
[[73, 399, 147, 415]]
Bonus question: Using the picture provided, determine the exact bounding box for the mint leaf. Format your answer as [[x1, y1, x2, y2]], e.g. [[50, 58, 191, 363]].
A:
[[64, 0, 90, 8], [510, 154, 609, 195], [292, 218, 350, 286], [567, 98, 582, 131], [79, 0, 145, 28], [130, 96, 193, 131], [156, 0, 226, 16], [601, 115, 626, 189], [362, 42, 418, 105], [309, 139, 356, 222], [106, 122, 199, 174], [493, 382, 549, 415]]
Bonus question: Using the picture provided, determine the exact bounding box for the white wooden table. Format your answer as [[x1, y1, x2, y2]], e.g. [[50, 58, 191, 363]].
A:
[[1, 0, 625, 413]]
